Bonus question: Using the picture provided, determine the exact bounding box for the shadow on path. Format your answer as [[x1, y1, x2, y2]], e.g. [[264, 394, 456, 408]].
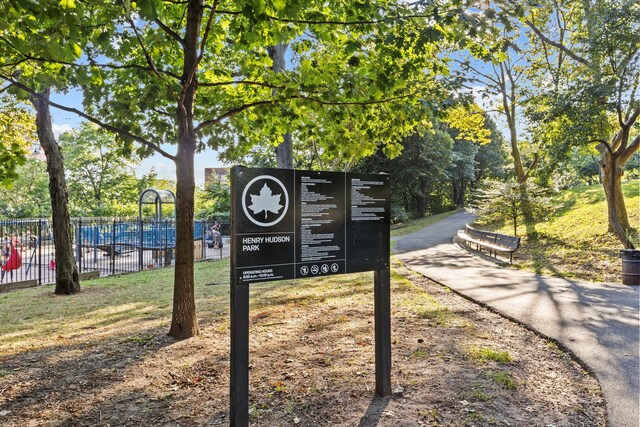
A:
[[394, 210, 640, 427]]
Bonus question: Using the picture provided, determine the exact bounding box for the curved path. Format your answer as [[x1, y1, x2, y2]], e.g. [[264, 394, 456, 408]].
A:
[[394, 211, 639, 427]]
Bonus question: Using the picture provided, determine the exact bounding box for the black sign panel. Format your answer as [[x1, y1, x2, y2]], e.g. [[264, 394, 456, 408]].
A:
[[231, 166, 390, 283]]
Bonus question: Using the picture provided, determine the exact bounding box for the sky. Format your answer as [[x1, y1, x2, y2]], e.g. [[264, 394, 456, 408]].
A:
[[49, 90, 227, 187]]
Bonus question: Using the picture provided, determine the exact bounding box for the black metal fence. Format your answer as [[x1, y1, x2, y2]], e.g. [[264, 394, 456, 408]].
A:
[[0, 218, 230, 287]]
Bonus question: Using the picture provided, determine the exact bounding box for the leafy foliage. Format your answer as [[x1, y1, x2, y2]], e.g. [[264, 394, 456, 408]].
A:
[[471, 180, 556, 236], [0, 97, 34, 186], [0, 158, 51, 218], [357, 129, 454, 219], [59, 123, 150, 217], [196, 181, 231, 221]]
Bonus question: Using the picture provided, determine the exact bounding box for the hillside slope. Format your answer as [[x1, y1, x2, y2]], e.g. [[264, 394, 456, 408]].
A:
[[491, 180, 639, 283]]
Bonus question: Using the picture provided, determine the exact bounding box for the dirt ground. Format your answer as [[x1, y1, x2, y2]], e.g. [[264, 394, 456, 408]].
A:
[[0, 261, 606, 426]]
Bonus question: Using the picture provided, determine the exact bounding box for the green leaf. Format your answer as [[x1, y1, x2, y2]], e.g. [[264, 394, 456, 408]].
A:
[[137, 0, 159, 20], [59, 0, 76, 9], [72, 43, 82, 57], [272, 0, 286, 12]]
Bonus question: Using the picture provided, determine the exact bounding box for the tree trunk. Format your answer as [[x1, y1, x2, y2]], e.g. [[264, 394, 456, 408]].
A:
[[169, 141, 199, 338], [508, 119, 526, 184], [33, 89, 80, 295], [269, 42, 293, 169], [167, 0, 202, 338], [416, 196, 426, 218], [275, 133, 293, 169], [598, 144, 634, 248], [452, 179, 467, 207]]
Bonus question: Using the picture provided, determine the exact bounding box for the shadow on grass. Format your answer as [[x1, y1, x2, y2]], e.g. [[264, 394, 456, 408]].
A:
[[358, 395, 391, 427]]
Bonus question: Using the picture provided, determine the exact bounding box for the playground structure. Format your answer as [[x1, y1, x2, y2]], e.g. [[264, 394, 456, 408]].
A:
[[78, 188, 211, 264], [0, 189, 230, 288], [0, 219, 51, 284], [76, 218, 208, 264], [0, 217, 229, 287]]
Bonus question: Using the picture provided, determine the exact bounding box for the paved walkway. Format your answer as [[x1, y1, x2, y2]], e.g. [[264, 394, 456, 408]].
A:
[[394, 211, 640, 427]]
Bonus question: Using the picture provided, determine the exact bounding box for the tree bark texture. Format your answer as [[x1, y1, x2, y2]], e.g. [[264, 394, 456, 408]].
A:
[[169, 145, 199, 338], [275, 133, 293, 169], [596, 108, 639, 249], [499, 63, 526, 184], [33, 89, 80, 295], [598, 144, 634, 249], [168, 0, 202, 339], [269, 42, 293, 169]]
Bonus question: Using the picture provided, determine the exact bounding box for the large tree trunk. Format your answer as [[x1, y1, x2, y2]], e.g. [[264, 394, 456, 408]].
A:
[[598, 143, 634, 249], [33, 89, 80, 295], [169, 141, 199, 338], [415, 196, 426, 218], [269, 43, 293, 169], [275, 133, 293, 169], [452, 178, 467, 207], [168, 0, 202, 339]]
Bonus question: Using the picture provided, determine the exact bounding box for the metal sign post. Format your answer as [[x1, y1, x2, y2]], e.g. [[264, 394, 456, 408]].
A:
[[229, 166, 391, 427], [229, 280, 249, 426], [374, 269, 392, 397]]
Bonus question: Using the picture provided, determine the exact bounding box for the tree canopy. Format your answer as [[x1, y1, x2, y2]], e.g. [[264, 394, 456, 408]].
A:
[[59, 123, 151, 217], [0, 0, 490, 337]]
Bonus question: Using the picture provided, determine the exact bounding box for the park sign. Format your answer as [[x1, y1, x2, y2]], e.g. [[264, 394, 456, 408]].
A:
[[230, 166, 391, 284], [229, 166, 392, 427]]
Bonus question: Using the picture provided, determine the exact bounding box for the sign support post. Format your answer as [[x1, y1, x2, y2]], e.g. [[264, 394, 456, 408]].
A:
[[230, 168, 249, 427], [374, 269, 392, 397], [230, 279, 249, 427]]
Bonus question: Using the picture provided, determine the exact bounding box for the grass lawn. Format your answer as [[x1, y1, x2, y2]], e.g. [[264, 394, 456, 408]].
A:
[[0, 259, 604, 426], [481, 180, 639, 283]]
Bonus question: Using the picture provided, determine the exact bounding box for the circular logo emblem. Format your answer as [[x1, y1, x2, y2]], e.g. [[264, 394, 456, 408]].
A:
[[321, 264, 329, 274], [310, 265, 319, 275], [242, 175, 289, 227], [330, 263, 339, 273], [300, 266, 309, 276]]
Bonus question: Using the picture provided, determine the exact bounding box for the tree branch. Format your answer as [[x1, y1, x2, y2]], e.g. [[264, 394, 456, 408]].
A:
[[0, 37, 181, 80], [0, 75, 177, 161], [198, 0, 218, 62], [155, 18, 186, 48], [592, 138, 613, 156], [523, 19, 590, 67], [453, 59, 501, 87], [0, 82, 15, 95], [212, 9, 451, 26], [262, 12, 438, 25], [623, 104, 640, 128], [195, 100, 275, 131], [198, 80, 283, 89], [195, 92, 417, 132], [523, 153, 540, 181], [124, 12, 162, 78], [619, 133, 640, 165]]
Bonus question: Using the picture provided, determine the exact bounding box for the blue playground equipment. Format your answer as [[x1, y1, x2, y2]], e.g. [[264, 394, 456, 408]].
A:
[[78, 220, 206, 251], [77, 189, 206, 257]]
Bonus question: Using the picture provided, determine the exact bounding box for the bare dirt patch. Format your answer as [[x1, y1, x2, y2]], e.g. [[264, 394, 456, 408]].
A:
[[0, 260, 605, 426]]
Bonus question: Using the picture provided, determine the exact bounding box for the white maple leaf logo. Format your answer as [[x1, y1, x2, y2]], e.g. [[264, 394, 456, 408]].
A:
[[248, 183, 283, 219]]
